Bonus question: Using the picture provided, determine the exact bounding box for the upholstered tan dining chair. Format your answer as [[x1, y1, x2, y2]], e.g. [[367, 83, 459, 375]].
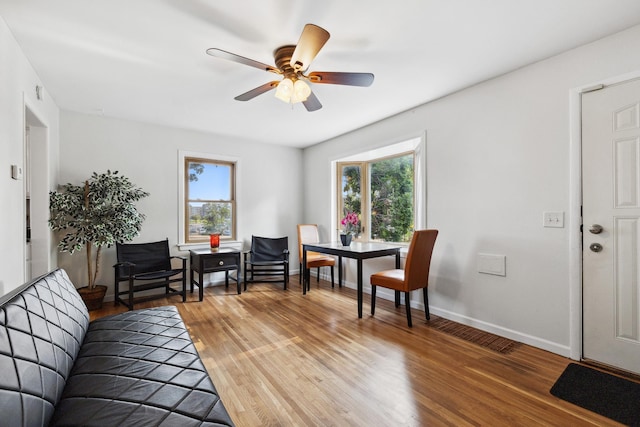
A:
[[297, 224, 335, 288], [370, 229, 438, 327]]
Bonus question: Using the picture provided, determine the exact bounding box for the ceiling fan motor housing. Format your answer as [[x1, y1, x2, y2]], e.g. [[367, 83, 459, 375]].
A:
[[274, 45, 300, 80]]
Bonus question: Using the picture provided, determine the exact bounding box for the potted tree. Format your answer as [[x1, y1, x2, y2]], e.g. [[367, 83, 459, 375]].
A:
[[49, 170, 149, 310]]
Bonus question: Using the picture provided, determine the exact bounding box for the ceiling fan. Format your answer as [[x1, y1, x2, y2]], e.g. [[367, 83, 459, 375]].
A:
[[206, 23, 374, 112]]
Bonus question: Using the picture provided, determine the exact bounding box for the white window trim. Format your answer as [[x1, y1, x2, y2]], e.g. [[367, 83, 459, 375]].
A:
[[177, 150, 243, 251], [331, 132, 426, 244]]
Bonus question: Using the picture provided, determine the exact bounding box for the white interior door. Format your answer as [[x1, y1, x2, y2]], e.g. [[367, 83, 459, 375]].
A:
[[582, 78, 640, 375]]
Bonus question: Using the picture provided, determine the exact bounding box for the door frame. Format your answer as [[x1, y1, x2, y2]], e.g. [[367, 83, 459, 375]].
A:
[[23, 96, 51, 280], [569, 70, 640, 361]]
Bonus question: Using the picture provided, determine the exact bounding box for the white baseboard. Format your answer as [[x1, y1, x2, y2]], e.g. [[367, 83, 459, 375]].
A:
[[321, 272, 571, 358], [425, 307, 571, 357]]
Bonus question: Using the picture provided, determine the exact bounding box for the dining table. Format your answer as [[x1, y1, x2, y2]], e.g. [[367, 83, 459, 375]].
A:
[[302, 241, 402, 318]]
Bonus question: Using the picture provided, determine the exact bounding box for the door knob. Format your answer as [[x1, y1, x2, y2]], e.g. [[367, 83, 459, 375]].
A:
[[589, 243, 603, 253], [589, 224, 603, 234]]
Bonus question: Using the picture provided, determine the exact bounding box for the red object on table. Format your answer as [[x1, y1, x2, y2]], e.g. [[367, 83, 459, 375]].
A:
[[209, 233, 220, 250]]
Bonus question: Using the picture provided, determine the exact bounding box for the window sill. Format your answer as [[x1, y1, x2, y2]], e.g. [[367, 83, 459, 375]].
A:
[[353, 240, 409, 257]]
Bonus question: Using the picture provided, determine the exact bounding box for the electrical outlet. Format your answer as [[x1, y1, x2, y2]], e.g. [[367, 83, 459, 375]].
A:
[[543, 211, 564, 228]]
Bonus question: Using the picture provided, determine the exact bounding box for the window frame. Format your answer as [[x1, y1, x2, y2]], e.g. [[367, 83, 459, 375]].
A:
[[336, 162, 366, 237], [337, 151, 416, 243], [333, 135, 425, 244], [178, 151, 239, 248]]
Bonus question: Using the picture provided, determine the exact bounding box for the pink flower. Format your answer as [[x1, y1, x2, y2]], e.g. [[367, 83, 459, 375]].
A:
[[341, 212, 359, 235]]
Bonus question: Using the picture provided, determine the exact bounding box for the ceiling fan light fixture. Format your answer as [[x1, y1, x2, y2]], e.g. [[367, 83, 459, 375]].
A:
[[274, 78, 294, 103], [275, 78, 311, 104], [291, 79, 311, 103]]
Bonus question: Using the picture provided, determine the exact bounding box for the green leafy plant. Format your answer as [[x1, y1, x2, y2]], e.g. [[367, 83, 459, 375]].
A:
[[49, 170, 149, 289]]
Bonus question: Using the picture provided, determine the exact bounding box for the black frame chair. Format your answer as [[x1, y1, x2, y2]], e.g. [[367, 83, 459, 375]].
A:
[[114, 238, 186, 310], [243, 236, 289, 290]]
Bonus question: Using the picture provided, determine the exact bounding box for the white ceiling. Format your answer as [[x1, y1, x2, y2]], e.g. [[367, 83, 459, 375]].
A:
[[2, 1, 640, 148]]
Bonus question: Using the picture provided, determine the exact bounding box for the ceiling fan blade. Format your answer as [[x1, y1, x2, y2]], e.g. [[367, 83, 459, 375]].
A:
[[206, 48, 280, 73], [303, 91, 322, 112], [290, 24, 330, 72], [308, 72, 374, 87], [234, 81, 280, 101]]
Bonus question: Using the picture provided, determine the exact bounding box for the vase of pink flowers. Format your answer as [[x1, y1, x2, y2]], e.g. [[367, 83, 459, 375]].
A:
[[340, 212, 359, 246]]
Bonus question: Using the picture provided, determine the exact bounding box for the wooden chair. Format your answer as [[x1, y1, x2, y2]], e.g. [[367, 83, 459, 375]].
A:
[[243, 236, 289, 290], [114, 238, 186, 310], [297, 224, 335, 288], [370, 229, 438, 327]]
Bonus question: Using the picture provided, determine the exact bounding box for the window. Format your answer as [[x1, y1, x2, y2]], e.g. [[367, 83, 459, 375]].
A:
[[336, 136, 424, 243], [339, 163, 363, 235], [184, 157, 236, 243]]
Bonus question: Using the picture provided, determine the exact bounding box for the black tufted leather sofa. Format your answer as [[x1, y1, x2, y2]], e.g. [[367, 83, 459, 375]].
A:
[[0, 269, 235, 426]]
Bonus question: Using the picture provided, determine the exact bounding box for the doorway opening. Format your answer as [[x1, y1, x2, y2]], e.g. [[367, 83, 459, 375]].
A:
[[24, 105, 50, 280]]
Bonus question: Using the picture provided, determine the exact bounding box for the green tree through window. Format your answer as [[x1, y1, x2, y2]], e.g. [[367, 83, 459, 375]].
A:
[[338, 153, 414, 243], [341, 164, 362, 235], [370, 156, 414, 242]]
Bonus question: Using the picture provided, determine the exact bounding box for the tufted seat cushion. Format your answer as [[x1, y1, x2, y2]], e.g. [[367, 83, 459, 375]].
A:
[[51, 306, 234, 426], [0, 269, 235, 427]]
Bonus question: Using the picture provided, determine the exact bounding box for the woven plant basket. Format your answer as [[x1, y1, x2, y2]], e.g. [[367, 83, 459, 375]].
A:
[[77, 285, 107, 311]]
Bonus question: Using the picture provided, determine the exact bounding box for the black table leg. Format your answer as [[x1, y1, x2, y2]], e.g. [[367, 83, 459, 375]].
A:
[[395, 253, 401, 307], [198, 257, 204, 302], [189, 254, 194, 294], [357, 258, 363, 318], [303, 248, 308, 295]]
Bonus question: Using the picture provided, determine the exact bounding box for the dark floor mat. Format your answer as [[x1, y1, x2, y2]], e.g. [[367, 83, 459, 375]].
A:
[[550, 363, 640, 426]]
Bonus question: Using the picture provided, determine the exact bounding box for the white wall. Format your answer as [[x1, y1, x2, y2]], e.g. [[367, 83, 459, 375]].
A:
[[4, 10, 640, 358], [0, 17, 59, 295], [58, 111, 303, 299], [303, 24, 640, 356]]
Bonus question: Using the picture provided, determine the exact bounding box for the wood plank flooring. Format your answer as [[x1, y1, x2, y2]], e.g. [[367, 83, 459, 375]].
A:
[[91, 277, 623, 426]]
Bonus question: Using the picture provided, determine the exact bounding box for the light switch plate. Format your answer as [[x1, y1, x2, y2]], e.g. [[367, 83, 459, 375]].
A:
[[543, 211, 564, 228], [11, 164, 23, 180]]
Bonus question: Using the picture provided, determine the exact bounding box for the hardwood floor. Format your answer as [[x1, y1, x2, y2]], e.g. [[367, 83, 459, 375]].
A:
[[91, 277, 622, 426]]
